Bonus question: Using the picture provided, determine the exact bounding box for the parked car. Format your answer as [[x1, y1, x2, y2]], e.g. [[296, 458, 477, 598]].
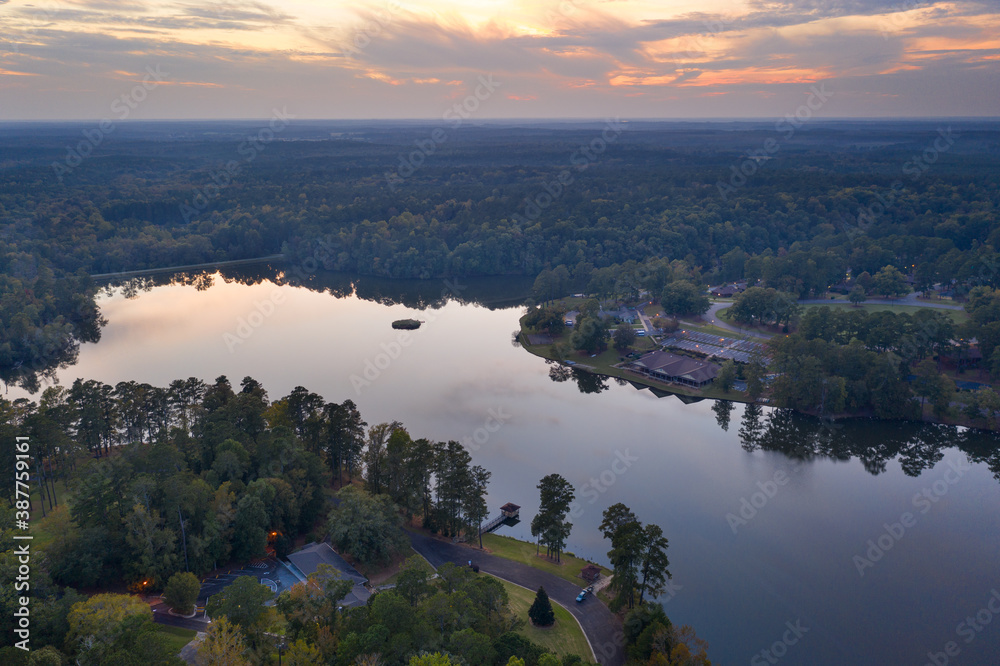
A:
[[575, 586, 594, 603]]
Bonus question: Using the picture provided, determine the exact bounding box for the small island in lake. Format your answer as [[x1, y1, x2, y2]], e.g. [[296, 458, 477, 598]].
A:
[[392, 318, 422, 330]]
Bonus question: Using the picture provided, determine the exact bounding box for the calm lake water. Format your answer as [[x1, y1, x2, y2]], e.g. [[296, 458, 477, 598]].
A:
[[21, 266, 1000, 665]]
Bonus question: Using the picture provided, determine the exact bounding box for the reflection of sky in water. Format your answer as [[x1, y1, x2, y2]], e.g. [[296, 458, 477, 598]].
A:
[[22, 274, 1000, 665]]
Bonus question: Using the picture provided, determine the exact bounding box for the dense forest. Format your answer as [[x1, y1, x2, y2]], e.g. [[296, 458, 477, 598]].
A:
[[2, 121, 999, 391]]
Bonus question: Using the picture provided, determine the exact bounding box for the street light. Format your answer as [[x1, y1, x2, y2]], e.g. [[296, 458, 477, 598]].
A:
[[277, 639, 288, 666]]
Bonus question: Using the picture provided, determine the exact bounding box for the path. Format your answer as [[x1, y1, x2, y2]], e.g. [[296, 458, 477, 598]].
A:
[[635, 306, 656, 338], [407, 530, 625, 666]]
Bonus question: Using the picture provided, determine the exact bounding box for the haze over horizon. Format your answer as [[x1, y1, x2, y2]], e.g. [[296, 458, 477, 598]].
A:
[[1, 0, 998, 121]]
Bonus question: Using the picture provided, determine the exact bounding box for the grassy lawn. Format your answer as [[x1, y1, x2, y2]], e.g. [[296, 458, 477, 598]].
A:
[[156, 625, 198, 655], [720, 302, 967, 326], [495, 577, 593, 661], [481, 534, 610, 587], [677, 319, 748, 338], [801, 302, 969, 324]]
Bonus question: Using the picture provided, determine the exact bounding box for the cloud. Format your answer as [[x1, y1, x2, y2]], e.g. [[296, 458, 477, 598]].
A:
[[1, 0, 998, 118]]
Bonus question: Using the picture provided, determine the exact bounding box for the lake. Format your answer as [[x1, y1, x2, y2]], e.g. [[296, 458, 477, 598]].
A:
[[19, 265, 1000, 665]]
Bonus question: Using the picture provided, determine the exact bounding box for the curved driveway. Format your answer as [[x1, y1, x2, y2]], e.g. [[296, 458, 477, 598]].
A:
[[408, 530, 625, 666]]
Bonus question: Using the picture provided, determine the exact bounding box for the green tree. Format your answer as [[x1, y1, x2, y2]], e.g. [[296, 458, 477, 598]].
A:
[[913, 359, 955, 417], [396, 555, 433, 606], [744, 357, 766, 400], [977, 387, 1000, 429], [637, 524, 671, 604], [524, 306, 567, 337], [409, 654, 461, 666], [531, 474, 575, 563], [716, 360, 736, 393], [364, 421, 400, 495], [163, 571, 201, 615], [528, 586, 555, 626], [848, 285, 866, 306], [464, 465, 492, 548], [570, 316, 608, 355], [873, 265, 909, 299], [327, 485, 408, 565], [232, 494, 268, 561], [205, 576, 274, 647], [613, 323, 637, 352], [660, 281, 710, 317], [448, 628, 496, 665]]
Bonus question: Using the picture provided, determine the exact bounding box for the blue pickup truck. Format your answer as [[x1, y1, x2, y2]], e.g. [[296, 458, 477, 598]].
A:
[[575, 586, 594, 603]]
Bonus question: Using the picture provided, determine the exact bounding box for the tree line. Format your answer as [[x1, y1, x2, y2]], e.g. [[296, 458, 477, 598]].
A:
[[4, 125, 1000, 393]]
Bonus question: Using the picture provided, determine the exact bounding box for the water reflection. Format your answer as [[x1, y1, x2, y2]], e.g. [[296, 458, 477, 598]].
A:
[[735, 406, 1000, 481], [101, 261, 533, 311]]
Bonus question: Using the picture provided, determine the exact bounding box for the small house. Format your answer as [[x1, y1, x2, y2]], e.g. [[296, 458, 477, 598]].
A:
[[500, 503, 521, 519], [581, 565, 601, 582]]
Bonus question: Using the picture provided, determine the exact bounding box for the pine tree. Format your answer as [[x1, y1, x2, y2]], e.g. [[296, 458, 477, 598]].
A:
[[528, 586, 555, 627]]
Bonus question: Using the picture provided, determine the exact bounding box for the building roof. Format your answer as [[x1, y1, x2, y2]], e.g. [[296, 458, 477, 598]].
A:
[[581, 564, 602, 580], [500, 503, 520, 512], [712, 285, 740, 296], [633, 350, 720, 384], [287, 542, 368, 585]]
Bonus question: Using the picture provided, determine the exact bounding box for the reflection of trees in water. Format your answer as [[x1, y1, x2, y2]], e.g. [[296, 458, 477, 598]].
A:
[[546, 360, 572, 383], [712, 400, 735, 432], [544, 360, 609, 394], [738, 403, 764, 453], [734, 406, 1000, 481], [573, 369, 610, 394], [101, 262, 532, 311]]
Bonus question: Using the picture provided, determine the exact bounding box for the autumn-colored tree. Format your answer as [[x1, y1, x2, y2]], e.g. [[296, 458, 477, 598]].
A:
[[196, 617, 249, 666]]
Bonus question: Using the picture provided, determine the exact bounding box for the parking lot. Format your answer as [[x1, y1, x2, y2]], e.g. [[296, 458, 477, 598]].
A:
[[661, 331, 767, 364], [196, 557, 293, 605]]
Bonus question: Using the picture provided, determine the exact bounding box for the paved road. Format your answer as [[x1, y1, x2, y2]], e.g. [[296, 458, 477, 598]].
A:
[[696, 302, 771, 339], [408, 530, 625, 666], [152, 603, 210, 632]]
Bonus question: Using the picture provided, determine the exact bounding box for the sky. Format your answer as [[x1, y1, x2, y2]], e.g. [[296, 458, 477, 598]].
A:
[[0, 0, 998, 120]]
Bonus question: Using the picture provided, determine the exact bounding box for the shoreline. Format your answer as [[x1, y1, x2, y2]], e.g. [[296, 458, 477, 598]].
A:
[[517, 316, 995, 431]]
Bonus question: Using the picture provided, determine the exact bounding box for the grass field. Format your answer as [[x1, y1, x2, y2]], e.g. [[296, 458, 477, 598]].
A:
[[717, 302, 968, 326], [481, 534, 610, 587], [800, 302, 969, 323], [156, 625, 197, 655], [495, 577, 593, 661]]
